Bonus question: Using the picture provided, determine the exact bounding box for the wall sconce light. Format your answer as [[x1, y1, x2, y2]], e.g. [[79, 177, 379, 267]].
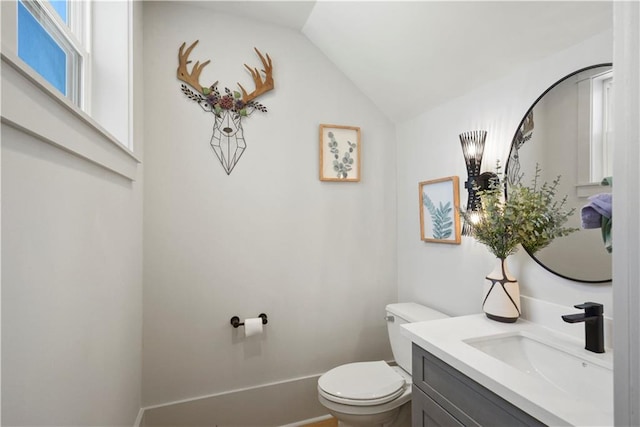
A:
[[459, 130, 489, 236]]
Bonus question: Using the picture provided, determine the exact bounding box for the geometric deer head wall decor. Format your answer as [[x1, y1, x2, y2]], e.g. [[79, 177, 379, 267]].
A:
[[177, 40, 274, 175]]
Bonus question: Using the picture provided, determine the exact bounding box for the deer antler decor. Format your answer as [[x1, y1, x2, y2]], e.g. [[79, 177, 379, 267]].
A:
[[237, 48, 274, 103], [177, 40, 274, 175]]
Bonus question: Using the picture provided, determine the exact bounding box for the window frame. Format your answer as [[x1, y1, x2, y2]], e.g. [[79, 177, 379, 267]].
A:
[[17, 0, 91, 108], [1, 0, 139, 180]]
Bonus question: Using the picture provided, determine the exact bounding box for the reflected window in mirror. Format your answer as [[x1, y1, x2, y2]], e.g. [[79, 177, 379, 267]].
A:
[[576, 68, 614, 197], [590, 70, 614, 182]]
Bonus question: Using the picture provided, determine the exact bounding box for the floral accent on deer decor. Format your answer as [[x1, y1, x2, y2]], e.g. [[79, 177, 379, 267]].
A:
[[177, 40, 274, 175]]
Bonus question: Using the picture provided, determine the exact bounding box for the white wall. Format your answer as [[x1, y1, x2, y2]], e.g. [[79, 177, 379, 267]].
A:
[[612, 2, 640, 424], [142, 2, 396, 408], [1, 127, 143, 426], [397, 31, 613, 321], [1, 2, 144, 425]]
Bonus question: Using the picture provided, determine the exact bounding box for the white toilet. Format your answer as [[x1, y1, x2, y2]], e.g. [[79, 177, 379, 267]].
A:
[[317, 303, 449, 427]]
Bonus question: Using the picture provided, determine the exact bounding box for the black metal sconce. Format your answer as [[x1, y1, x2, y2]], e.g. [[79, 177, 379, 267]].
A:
[[459, 130, 489, 236]]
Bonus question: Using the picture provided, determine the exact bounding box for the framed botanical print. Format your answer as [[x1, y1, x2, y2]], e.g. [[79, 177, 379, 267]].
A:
[[319, 124, 361, 182], [419, 176, 461, 244]]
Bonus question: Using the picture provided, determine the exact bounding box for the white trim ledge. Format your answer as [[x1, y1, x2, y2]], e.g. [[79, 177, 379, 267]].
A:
[[1, 51, 140, 181]]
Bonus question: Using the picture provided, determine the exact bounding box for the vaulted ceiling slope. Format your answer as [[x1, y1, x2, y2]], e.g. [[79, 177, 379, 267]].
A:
[[185, 1, 613, 123]]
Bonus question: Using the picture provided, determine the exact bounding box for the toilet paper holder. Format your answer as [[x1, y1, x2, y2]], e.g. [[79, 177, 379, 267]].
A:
[[230, 313, 268, 328]]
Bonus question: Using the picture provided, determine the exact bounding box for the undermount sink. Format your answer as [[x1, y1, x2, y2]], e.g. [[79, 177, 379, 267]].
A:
[[464, 332, 613, 409], [403, 314, 614, 425]]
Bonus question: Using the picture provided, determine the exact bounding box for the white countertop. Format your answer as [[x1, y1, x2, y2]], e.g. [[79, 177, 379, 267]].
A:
[[402, 314, 613, 426]]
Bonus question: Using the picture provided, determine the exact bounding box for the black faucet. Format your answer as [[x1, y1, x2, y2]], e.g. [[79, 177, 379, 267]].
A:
[[562, 302, 605, 353]]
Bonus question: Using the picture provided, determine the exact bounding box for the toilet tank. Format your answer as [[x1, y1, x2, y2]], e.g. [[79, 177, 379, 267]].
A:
[[386, 303, 449, 373]]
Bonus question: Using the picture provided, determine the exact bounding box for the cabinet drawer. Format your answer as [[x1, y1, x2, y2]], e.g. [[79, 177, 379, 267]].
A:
[[412, 384, 465, 427], [412, 344, 545, 426]]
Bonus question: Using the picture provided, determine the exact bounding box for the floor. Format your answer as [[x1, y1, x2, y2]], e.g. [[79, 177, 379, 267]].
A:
[[302, 417, 338, 427]]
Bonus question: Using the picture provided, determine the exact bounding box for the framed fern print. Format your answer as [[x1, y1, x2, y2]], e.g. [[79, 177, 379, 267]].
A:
[[319, 124, 361, 182], [419, 176, 461, 244]]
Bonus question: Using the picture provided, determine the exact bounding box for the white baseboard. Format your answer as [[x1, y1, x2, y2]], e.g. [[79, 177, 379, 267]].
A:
[[134, 408, 144, 427], [141, 374, 328, 426], [279, 414, 333, 427]]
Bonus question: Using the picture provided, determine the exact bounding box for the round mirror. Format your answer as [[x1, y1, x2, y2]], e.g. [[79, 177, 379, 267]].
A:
[[506, 64, 612, 283]]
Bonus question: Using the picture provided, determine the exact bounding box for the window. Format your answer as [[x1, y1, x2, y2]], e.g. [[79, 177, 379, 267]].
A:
[[590, 70, 614, 182], [50, 0, 67, 22], [4, 0, 135, 155], [17, 0, 88, 108]]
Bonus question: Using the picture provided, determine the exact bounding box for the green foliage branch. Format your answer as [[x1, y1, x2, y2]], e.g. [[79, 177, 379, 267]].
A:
[[423, 195, 453, 239], [461, 162, 578, 259]]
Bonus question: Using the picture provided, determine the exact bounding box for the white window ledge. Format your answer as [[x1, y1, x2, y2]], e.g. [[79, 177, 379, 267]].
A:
[[1, 51, 140, 181], [576, 182, 612, 198]]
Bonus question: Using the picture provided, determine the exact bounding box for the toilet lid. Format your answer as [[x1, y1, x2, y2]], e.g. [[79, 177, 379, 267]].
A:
[[318, 361, 406, 405]]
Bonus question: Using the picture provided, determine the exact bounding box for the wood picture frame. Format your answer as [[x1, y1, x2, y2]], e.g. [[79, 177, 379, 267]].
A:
[[419, 176, 461, 244], [319, 124, 361, 182]]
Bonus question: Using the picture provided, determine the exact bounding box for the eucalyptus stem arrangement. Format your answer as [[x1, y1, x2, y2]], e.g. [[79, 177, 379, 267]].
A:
[[462, 163, 578, 259]]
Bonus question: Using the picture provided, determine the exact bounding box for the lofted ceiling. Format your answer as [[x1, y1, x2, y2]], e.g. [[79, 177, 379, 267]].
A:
[[185, 1, 613, 123]]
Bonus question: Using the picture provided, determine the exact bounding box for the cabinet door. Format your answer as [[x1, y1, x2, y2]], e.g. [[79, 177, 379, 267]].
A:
[[412, 385, 464, 427]]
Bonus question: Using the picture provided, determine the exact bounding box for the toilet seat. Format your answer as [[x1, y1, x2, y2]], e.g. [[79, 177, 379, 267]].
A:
[[318, 361, 406, 406]]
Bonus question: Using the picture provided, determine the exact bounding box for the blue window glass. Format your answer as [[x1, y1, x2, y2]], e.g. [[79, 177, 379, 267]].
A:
[[49, 0, 67, 24], [17, 1, 67, 95]]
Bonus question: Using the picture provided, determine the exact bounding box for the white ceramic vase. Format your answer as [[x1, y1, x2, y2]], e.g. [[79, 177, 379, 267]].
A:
[[482, 257, 521, 323]]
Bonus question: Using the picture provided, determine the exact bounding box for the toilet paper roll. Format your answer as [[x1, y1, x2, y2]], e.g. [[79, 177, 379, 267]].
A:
[[244, 317, 263, 338]]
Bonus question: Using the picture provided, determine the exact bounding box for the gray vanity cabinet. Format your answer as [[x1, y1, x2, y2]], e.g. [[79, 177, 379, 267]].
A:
[[411, 343, 546, 426]]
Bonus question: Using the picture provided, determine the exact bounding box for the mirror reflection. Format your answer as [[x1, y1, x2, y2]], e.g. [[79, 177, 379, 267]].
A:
[[507, 64, 613, 283]]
